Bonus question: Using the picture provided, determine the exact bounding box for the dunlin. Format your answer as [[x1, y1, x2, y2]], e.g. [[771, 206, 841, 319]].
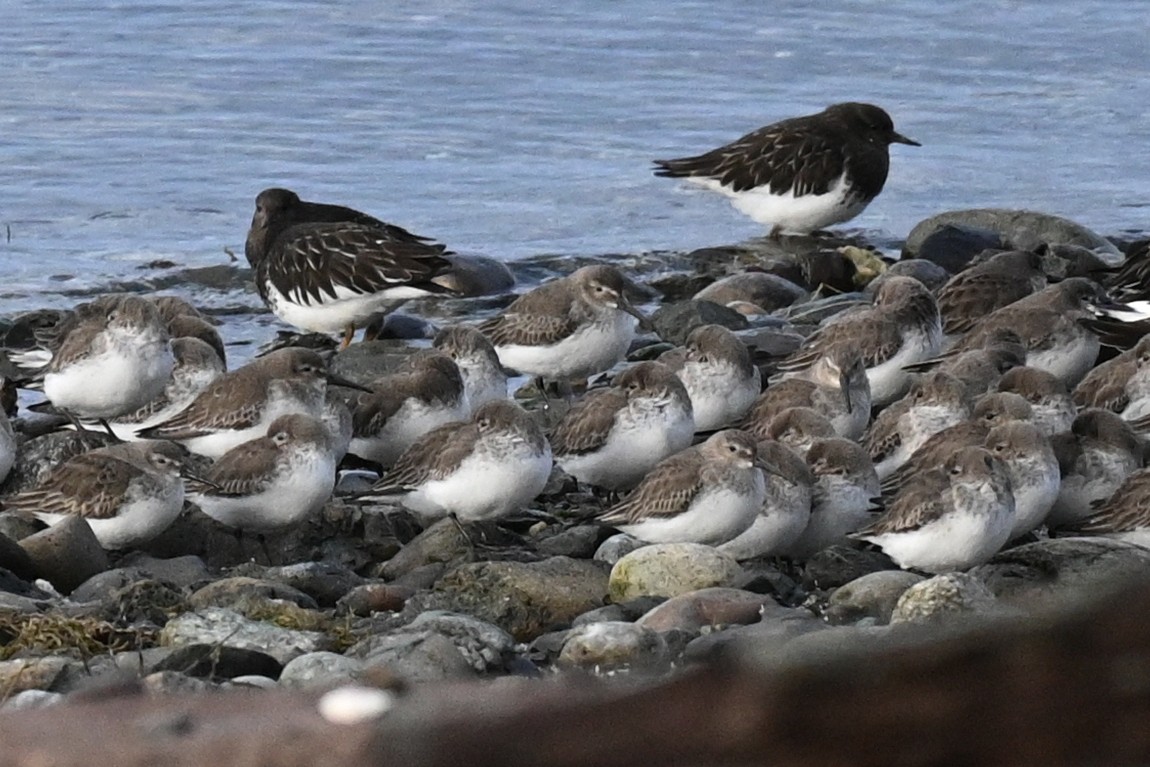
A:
[[996, 366, 1076, 436], [139, 347, 368, 458], [347, 350, 468, 468], [788, 437, 881, 559], [478, 264, 647, 384], [150, 295, 227, 365], [0, 409, 14, 486], [1046, 409, 1144, 528], [863, 371, 971, 481], [598, 429, 766, 545], [903, 327, 1027, 399], [244, 187, 457, 347], [1073, 335, 1150, 421], [776, 276, 941, 406], [950, 278, 1125, 387], [187, 414, 337, 532], [718, 440, 813, 560], [935, 249, 1047, 336], [654, 102, 919, 238], [752, 406, 838, 456], [3, 440, 187, 550], [432, 324, 509, 409], [658, 324, 760, 431], [853, 446, 1015, 573], [43, 294, 174, 420], [1068, 467, 1150, 548], [744, 348, 870, 440], [984, 421, 1060, 538], [363, 400, 552, 523], [551, 361, 694, 491]]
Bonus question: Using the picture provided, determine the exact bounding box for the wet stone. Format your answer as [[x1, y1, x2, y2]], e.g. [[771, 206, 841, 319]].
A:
[[19, 516, 110, 594], [608, 544, 742, 602]]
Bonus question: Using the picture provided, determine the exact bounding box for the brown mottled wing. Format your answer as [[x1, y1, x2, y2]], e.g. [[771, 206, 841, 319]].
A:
[[194, 438, 279, 497], [654, 118, 849, 196], [477, 279, 580, 347], [350, 386, 410, 438], [776, 310, 902, 373], [371, 421, 481, 491], [3, 453, 137, 520], [138, 374, 265, 440], [1072, 469, 1150, 533], [881, 422, 987, 494], [862, 407, 904, 463], [1048, 432, 1082, 477], [1073, 358, 1133, 412], [743, 380, 815, 429], [549, 389, 626, 456], [47, 315, 108, 371], [856, 467, 953, 536], [598, 448, 705, 525], [937, 272, 1036, 335], [260, 221, 453, 305]]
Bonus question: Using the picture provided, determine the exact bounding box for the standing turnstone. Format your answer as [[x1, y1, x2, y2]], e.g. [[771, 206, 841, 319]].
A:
[[951, 278, 1127, 387], [863, 371, 971, 481], [138, 347, 368, 458], [787, 437, 881, 559], [984, 421, 1060, 538], [1046, 409, 1144, 528], [347, 350, 468, 468], [42, 295, 174, 421], [658, 324, 760, 431], [598, 429, 766, 545], [187, 414, 337, 533], [432, 324, 509, 409], [3, 440, 187, 549], [244, 187, 458, 348], [776, 276, 941, 407], [653, 102, 919, 238], [935, 249, 1048, 337], [478, 265, 647, 385], [853, 446, 1015, 574], [551, 361, 694, 491], [743, 348, 871, 440], [718, 440, 813, 560], [996, 366, 1077, 436], [363, 400, 551, 523]]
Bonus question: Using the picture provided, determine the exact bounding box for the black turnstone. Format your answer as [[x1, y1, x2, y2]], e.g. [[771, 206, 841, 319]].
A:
[[654, 102, 919, 238]]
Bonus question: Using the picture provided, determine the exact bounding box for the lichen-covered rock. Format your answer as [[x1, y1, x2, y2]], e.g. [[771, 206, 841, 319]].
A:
[[890, 573, 1003, 625], [160, 607, 334, 665], [825, 570, 925, 625], [608, 544, 742, 602], [279, 651, 366, 689], [349, 631, 476, 682], [558, 621, 666, 671], [0, 657, 70, 696], [188, 576, 319, 612]]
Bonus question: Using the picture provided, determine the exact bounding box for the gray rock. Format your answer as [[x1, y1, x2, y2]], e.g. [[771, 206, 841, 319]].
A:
[[969, 537, 1150, 609], [111, 553, 212, 590], [188, 576, 319, 612], [420, 556, 610, 641], [329, 340, 418, 388], [777, 292, 868, 327], [0, 657, 69, 695], [733, 326, 805, 358], [1, 430, 117, 496], [279, 652, 367, 689], [572, 597, 666, 627], [608, 544, 742, 602], [152, 644, 284, 680], [594, 533, 645, 566], [259, 561, 365, 607], [362, 312, 437, 341], [338, 583, 412, 616], [890, 573, 1004, 625], [636, 587, 776, 633], [350, 630, 476, 682], [905, 209, 1122, 266], [0, 512, 40, 543], [160, 607, 334, 665], [683, 605, 825, 662], [802, 544, 899, 590], [694, 272, 807, 314], [226, 674, 279, 690], [880, 259, 951, 291], [405, 611, 516, 671], [558, 621, 666, 671], [535, 525, 604, 559], [0, 689, 64, 710], [0, 531, 37, 581], [142, 669, 215, 695], [906, 224, 1005, 272], [378, 516, 477, 580], [19, 516, 109, 594], [439, 253, 516, 297], [755, 624, 897, 667], [825, 570, 925, 625], [651, 300, 749, 345]]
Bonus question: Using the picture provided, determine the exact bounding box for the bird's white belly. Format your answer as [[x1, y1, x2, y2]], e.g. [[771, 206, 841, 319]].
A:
[[45, 340, 173, 418], [495, 314, 637, 381], [194, 454, 335, 532], [267, 282, 431, 333], [558, 404, 694, 491], [691, 172, 869, 233], [618, 483, 764, 546], [405, 445, 552, 522]]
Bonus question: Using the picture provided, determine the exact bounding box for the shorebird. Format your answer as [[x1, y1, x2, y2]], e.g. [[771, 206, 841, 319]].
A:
[[432, 324, 509, 409], [996, 366, 1076, 436], [718, 440, 813, 560], [244, 187, 459, 348], [654, 102, 919, 238], [42, 294, 174, 421], [787, 436, 881, 559], [1067, 467, 1150, 548], [1073, 335, 1150, 421], [3, 440, 188, 550], [347, 350, 469, 468], [658, 324, 760, 431], [753, 406, 838, 456], [863, 371, 971, 481], [1047, 409, 1144, 528], [902, 328, 1027, 400], [853, 446, 1015, 574], [775, 276, 941, 406], [984, 421, 1060, 538], [598, 429, 767, 545], [478, 264, 647, 385], [138, 347, 369, 458], [363, 400, 552, 523], [744, 347, 870, 440], [187, 414, 338, 533], [550, 361, 694, 491], [935, 249, 1048, 337]]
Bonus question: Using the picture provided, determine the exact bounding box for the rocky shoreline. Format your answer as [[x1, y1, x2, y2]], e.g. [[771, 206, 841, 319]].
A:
[[0, 206, 1148, 713]]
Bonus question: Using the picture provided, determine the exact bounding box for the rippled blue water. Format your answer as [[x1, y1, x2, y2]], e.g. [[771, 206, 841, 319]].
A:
[[3, 0, 1149, 306]]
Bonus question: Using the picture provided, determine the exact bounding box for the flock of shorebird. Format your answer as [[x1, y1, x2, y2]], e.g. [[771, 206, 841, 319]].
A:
[[3, 101, 1150, 577]]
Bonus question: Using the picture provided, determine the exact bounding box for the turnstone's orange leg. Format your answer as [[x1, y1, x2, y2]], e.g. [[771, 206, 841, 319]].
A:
[[339, 325, 356, 350]]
